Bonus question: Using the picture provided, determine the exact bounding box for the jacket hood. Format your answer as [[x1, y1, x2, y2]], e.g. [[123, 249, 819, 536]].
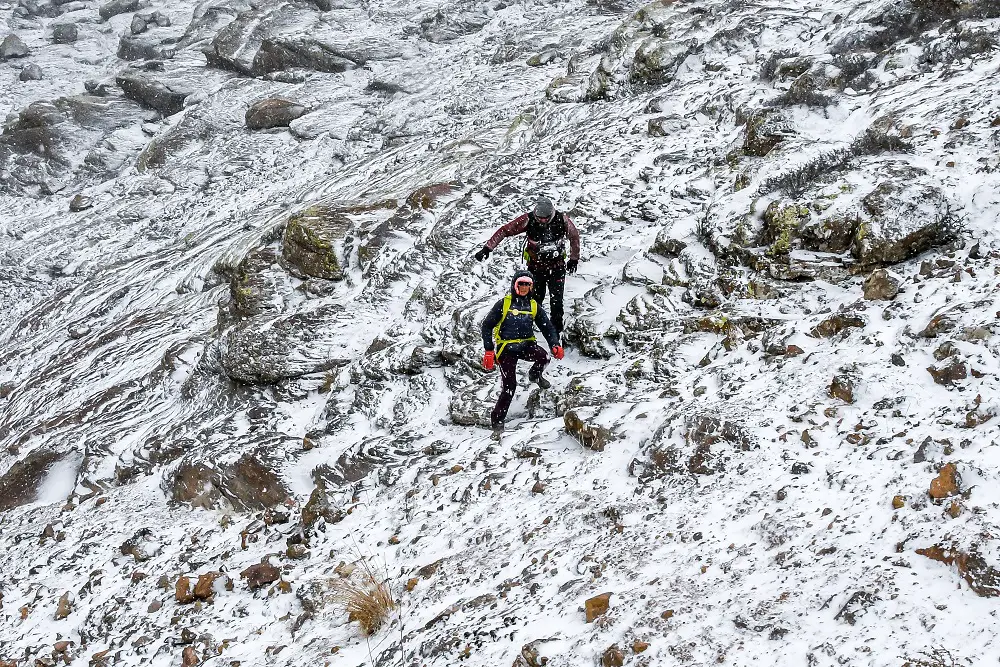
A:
[[510, 270, 534, 295]]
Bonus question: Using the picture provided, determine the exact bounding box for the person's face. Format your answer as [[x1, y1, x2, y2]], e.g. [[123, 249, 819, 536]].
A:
[[515, 278, 533, 296], [535, 215, 550, 225]]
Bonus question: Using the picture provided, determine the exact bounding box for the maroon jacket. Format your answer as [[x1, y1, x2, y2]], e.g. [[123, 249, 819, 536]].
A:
[[484, 211, 580, 265]]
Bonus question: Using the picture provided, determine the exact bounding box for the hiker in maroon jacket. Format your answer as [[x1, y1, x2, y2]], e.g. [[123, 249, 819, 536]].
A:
[[473, 197, 580, 334]]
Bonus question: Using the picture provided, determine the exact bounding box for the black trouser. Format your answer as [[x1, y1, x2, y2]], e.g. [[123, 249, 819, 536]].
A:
[[491, 342, 549, 427], [527, 260, 566, 333]]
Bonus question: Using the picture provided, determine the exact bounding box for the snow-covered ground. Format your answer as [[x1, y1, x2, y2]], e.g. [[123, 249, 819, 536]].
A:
[[3, 0, 1000, 665]]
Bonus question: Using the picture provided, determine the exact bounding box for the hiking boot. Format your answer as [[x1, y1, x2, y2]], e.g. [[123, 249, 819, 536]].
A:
[[490, 423, 504, 441], [528, 371, 551, 390]]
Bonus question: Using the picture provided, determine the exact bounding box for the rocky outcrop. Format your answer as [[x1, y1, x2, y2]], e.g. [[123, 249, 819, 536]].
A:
[[0, 448, 69, 511], [916, 543, 1000, 597], [100, 0, 141, 20], [167, 450, 293, 511], [116, 72, 191, 116], [852, 181, 956, 265], [281, 206, 351, 280]]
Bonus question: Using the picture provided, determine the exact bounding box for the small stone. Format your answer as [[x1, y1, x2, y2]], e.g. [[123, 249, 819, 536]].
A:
[[892, 495, 905, 509], [147, 600, 162, 613], [388, 535, 400, 545], [531, 481, 546, 494], [406, 578, 418, 592], [585, 592, 612, 623], [947, 501, 962, 518], [891, 353, 905, 367], [193, 572, 226, 600], [156, 575, 170, 590], [829, 375, 855, 403], [245, 98, 307, 130], [51, 23, 79, 44], [450, 465, 464, 474], [131, 571, 147, 583], [660, 609, 674, 619], [241, 561, 280, 590], [632, 640, 650, 654], [929, 463, 960, 500], [69, 194, 92, 211], [19, 63, 42, 81], [286, 544, 308, 560], [131, 15, 148, 35], [790, 462, 810, 475], [862, 268, 901, 301], [785, 344, 804, 357], [927, 358, 967, 386]]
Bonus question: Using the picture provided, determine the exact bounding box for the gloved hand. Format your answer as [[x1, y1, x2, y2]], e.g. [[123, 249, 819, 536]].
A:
[[551, 346, 564, 360], [474, 246, 491, 261], [483, 350, 495, 370], [566, 259, 578, 274]]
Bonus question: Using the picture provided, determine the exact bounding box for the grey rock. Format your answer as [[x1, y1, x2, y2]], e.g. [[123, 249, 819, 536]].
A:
[[115, 72, 190, 115], [117, 34, 177, 61], [245, 98, 307, 130], [419, 7, 489, 43], [1, 34, 30, 59], [281, 205, 350, 280], [99, 0, 140, 21], [18, 63, 42, 81], [51, 23, 78, 44], [852, 181, 956, 265], [68, 194, 92, 211], [130, 14, 147, 34], [862, 268, 901, 301]]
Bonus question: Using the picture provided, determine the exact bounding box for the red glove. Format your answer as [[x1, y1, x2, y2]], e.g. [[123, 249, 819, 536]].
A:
[[551, 346, 564, 360], [483, 350, 495, 370]]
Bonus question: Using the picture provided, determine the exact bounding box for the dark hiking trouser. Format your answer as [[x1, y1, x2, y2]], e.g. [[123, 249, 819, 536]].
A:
[[491, 343, 550, 427], [528, 260, 566, 333]]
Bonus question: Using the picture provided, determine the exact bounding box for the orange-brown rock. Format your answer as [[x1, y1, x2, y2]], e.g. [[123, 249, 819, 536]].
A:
[[55, 592, 72, 620], [632, 640, 650, 653], [948, 501, 962, 518], [175, 576, 194, 604], [406, 578, 419, 592], [929, 463, 960, 500], [54, 640, 71, 652], [661, 609, 674, 619], [193, 572, 227, 600], [916, 544, 1000, 597], [182, 646, 200, 667], [585, 592, 612, 623], [892, 495, 905, 509]]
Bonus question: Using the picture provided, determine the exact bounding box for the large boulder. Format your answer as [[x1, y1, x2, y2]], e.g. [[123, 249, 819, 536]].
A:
[[99, 0, 141, 20], [18, 63, 43, 81], [245, 98, 307, 130], [0, 34, 30, 59], [51, 23, 78, 44], [852, 181, 956, 265], [167, 449, 294, 511], [115, 71, 192, 115]]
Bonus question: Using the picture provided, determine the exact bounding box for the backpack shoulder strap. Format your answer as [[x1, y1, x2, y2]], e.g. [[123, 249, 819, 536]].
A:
[[530, 299, 537, 319]]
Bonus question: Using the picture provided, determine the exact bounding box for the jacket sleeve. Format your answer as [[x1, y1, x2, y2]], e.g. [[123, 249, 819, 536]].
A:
[[485, 214, 529, 250], [534, 305, 560, 349], [480, 299, 505, 351], [564, 215, 581, 261]]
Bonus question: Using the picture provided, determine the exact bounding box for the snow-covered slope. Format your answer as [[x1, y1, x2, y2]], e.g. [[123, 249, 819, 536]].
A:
[[3, 0, 1000, 665]]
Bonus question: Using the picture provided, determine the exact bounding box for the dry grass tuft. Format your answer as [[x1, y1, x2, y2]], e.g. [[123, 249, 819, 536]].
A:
[[331, 571, 396, 636]]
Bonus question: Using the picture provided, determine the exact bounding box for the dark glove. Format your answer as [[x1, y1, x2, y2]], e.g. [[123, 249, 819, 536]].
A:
[[551, 346, 564, 360], [483, 350, 495, 370], [566, 259, 578, 274], [474, 246, 491, 262]]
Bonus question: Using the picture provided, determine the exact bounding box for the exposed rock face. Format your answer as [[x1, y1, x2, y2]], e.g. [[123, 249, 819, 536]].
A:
[[0, 34, 30, 59], [563, 409, 612, 451], [916, 544, 1000, 597], [246, 98, 307, 130], [742, 109, 794, 157], [167, 451, 293, 511], [0, 448, 68, 511], [585, 592, 612, 622], [281, 206, 350, 280], [927, 358, 968, 386]]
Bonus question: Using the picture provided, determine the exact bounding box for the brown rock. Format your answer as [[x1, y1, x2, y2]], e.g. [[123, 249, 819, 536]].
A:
[[54, 640, 71, 652], [286, 544, 308, 560], [810, 313, 865, 338], [585, 592, 612, 623], [148, 600, 162, 613], [564, 410, 612, 452], [175, 576, 194, 604], [829, 375, 855, 403], [947, 501, 962, 518], [55, 592, 72, 620], [927, 359, 968, 386], [632, 640, 650, 653], [301, 479, 343, 529], [245, 98, 307, 130], [601, 645, 625, 667], [916, 544, 1000, 597], [417, 560, 441, 579], [240, 560, 280, 591], [891, 495, 905, 510], [785, 344, 804, 357], [182, 646, 200, 667], [388, 535, 400, 545], [929, 463, 960, 500], [531, 481, 546, 494], [661, 609, 674, 619], [862, 268, 901, 300], [193, 572, 227, 600], [406, 578, 418, 592]]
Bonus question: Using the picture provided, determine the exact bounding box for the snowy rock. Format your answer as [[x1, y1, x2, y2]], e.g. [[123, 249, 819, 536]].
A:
[[915, 544, 1000, 597], [0, 34, 30, 59], [130, 14, 147, 34], [563, 409, 612, 452], [240, 559, 280, 590], [281, 205, 350, 280], [419, 6, 489, 43], [928, 462, 961, 500], [245, 98, 307, 130], [828, 374, 855, 403], [116, 71, 191, 116], [927, 358, 968, 386], [601, 645, 625, 667], [863, 268, 901, 300], [51, 22, 78, 44], [809, 311, 865, 338], [742, 109, 794, 157], [68, 194, 91, 211], [834, 591, 879, 625], [0, 448, 68, 510], [167, 451, 293, 510], [18, 63, 42, 81], [54, 592, 73, 619], [853, 181, 956, 265], [99, 0, 140, 21]]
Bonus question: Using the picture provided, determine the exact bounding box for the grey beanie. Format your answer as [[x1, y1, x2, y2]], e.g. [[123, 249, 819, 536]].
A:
[[533, 197, 555, 218]]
